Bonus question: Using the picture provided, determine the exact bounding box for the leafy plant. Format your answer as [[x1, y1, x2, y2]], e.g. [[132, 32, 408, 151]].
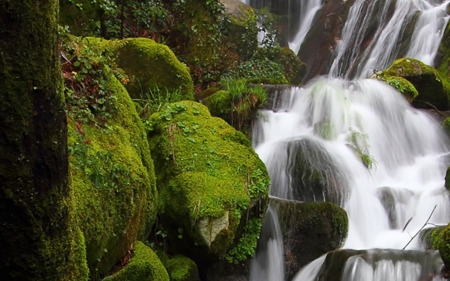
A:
[[226, 218, 262, 264], [133, 85, 184, 120], [347, 129, 377, 169], [60, 31, 128, 126]]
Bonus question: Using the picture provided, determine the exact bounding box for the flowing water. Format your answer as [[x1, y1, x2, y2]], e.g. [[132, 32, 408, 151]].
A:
[[288, 0, 322, 55], [329, 0, 450, 78], [245, 0, 450, 280]]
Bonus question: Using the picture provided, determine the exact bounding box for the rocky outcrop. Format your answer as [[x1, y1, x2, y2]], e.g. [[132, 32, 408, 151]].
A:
[[68, 65, 158, 278], [116, 38, 194, 100], [268, 138, 348, 205], [377, 58, 450, 110], [270, 198, 348, 280], [147, 101, 270, 269], [102, 242, 169, 281]]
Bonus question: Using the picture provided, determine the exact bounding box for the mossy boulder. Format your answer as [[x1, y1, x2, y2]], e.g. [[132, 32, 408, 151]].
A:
[[203, 81, 268, 136], [371, 74, 419, 103], [166, 256, 201, 281], [102, 242, 169, 281], [270, 198, 348, 280], [116, 38, 194, 101], [379, 58, 450, 110], [272, 47, 307, 85], [68, 66, 157, 277], [431, 223, 450, 277], [147, 101, 269, 266], [435, 20, 450, 79]]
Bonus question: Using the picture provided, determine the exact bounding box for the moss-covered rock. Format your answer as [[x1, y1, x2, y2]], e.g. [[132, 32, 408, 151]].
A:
[[166, 255, 201, 281], [115, 38, 194, 101], [379, 58, 450, 110], [0, 0, 88, 279], [203, 80, 268, 136], [68, 66, 157, 278], [435, 20, 450, 79], [147, 101, 269, 266], [430, 223, 450, 277], [371, 74, 419, 103], [102, 242, 169, 281], [269, 198, 348, 280]]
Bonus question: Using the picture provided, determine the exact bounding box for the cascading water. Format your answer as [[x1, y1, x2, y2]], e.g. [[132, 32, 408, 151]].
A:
[[329, 0, 450, 79], [248, 0, 450, 280], [288, 0, 322, 55]]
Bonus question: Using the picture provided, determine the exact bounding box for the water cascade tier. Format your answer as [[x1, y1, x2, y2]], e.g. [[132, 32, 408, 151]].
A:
[[251, 77, 450, 281], [243, 0, 450, 280]]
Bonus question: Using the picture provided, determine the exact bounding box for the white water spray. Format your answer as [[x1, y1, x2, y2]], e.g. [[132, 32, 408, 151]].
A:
[[252, 77, 450, 280]]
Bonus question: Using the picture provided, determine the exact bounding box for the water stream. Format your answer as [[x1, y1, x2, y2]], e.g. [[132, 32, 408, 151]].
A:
[[246, 0, 450, 280], [288, 0, 322, 55]]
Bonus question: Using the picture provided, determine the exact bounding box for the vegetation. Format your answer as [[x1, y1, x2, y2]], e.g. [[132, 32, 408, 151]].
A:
[[147, 101, 269, 260], [378, 58, 450, 110], [204, 79, 268, 135], [0, 0, 88, 279]]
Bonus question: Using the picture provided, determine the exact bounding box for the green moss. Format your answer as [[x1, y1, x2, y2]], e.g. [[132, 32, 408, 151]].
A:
[[0, 0, 88, 279], [379, 58, 450, 110], [166, 256, 200, 281], [430, 224, 450, 268], [102, 242, 169, 281], [116, 38, 194, 101], [68, 65, 157, 278], [437, 22, 450, 78], [204, 80, 268, 137], [372, 74, 419, 102], [147, 101, 269, 257]]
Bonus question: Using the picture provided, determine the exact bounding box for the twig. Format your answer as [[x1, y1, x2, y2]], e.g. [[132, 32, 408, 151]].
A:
[[402, 217, 413, 232], [402, 205, 437, 250]]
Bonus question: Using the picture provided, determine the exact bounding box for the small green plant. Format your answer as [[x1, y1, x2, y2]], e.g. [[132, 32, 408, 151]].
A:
[[133, 85, 184, 119], [60, 32, 128, 126], [226, 218, 262, 264], [347, 129, 377, 169], [212, 79, 267, 133]]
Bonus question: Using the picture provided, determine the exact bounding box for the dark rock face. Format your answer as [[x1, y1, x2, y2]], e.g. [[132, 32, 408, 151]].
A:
[[268, 138, 348, 205], [254, 199, 348, 281], [298, 0, 357, 81]]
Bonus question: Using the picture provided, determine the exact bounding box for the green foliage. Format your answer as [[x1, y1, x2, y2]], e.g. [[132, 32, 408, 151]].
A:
[[347, 130, 376, 170], [372, 73, 418, 102], [221, 57, 287, 84], [133, 86, 184, 122], [60, 33, 128, 125], [226, 218, 263, 264], [205, 79, 268, 135]]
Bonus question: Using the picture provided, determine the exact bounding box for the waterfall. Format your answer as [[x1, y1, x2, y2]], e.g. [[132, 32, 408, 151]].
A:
[[251, 77, 450, 280], [329, 0, 450, 78], [248, 0, 450, 280], [288, 0, 322, 55]]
